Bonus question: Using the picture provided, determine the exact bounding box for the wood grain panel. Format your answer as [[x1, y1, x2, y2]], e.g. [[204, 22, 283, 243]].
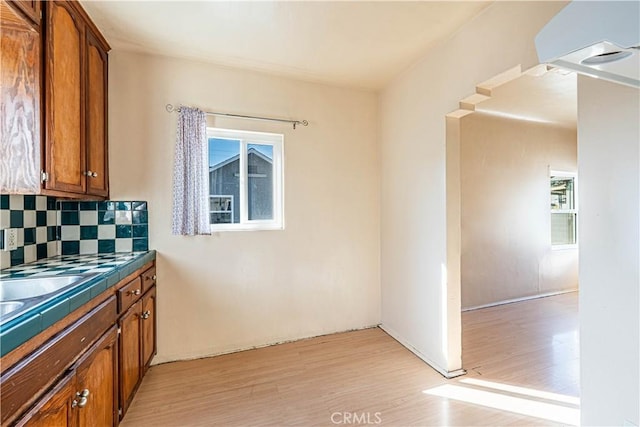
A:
[[45, 0, 84, 194], [76, 326, 118, 427], [119, 301, 141, 417], [85, 31, 108, 197], [141, 287, 156, 372], [14, 371, 75, 427], [0, 1, 41, 193]]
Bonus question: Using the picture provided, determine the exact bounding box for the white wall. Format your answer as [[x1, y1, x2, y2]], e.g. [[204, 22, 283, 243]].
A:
[[578, 76, 639, 426], [379, 1, 567, 375], [108, 51, 381, 363], [460, 112, 578, 309]]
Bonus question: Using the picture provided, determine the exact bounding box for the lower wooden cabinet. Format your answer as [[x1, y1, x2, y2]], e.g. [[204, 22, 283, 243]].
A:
[[15, 326, 118, 427], [119, 285, 156, 419], [74, 326, 118, 426], [141, 287, 157, 372], [1, 260, 157, 426], [119, 300, 141, 416]]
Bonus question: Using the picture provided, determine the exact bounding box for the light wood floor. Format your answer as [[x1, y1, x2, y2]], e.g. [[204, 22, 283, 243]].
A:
[[122, 292, 579, 426]]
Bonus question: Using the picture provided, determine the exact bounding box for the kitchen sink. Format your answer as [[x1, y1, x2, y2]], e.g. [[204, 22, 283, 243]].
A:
[[0, 275, 85, 301], [0, 301, 24, 317]]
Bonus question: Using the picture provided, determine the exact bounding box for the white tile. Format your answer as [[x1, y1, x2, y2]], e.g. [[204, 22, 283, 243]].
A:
[[35, 196, 46, 210], [47, 241, 59, 257], [17, 228, 24, 246], [61, 225, 80, 241], [115, 211, 132, 225], [80, 240, 98, 255], [98, 225, 115, 239], [0, 210, 8, 229], [0, 251, 9, 269], [80, 211, 98, 226], [36, 226, 47, 243], [9, 195, 23, 210], [47, 210, 57, 226], [24, 245, 37, 263], [23, 210, 36, 227], [115, 239, 132, 253]]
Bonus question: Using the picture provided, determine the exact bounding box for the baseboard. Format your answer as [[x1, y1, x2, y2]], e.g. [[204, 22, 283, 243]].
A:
[[152, 323, 381, 366], [379, 324, 466, 379], [461, 289, 578, 312]]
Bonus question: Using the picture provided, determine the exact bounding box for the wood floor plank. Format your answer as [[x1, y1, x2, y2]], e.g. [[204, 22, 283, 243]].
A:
[[122, 292, 579, 426]]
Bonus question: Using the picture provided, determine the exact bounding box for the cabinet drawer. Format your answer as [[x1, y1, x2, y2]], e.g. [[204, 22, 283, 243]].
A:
[[0, 296, 116, 425], [118, 277, 142, 313], [141, 266, 156, 293]]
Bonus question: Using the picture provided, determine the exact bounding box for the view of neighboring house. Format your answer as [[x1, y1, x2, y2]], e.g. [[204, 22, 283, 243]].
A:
[[209, 147, 273, 224]]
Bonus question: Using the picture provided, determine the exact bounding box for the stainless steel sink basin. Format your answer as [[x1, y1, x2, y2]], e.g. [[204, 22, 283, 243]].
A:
[[0, 301, 24, 317], [0, 275, 85, 301]]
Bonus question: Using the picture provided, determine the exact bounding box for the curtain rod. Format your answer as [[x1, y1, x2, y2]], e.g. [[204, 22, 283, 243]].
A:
[[165, 104, 308, 130]]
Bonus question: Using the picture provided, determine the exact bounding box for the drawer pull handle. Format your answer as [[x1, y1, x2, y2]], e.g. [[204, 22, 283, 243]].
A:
[[142, 310, 151, 320], [152, 274, 157, 281], [128, 289, 141, 296], [73, 389, 90, 408]]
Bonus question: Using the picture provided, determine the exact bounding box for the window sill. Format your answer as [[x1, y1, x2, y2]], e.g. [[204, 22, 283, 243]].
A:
[[210, 223, 284, 233], [551, 244, 578, 251]]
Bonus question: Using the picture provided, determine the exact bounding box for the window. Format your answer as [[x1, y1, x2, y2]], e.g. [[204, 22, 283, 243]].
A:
[[550, 171, 577, 247], [208, 128, 284, 231]]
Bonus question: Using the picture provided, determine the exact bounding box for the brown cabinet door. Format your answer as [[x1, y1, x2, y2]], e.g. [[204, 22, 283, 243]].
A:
[[0, 0, 41, 193], [44, 0, 85, 194], [119, 301, 141, 417], [75, 326, 118, 427], [85, 28, 108, 197], [141, 287, 157, 371], [15, 372, 76, 427]]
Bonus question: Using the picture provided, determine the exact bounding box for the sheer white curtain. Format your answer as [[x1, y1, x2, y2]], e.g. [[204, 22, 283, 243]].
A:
[[172, 106, 211, 235]]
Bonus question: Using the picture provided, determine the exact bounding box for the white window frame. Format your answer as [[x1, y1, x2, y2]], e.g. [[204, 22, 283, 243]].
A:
[[550, 170, 578, 250], [207, 127, 284, 232]]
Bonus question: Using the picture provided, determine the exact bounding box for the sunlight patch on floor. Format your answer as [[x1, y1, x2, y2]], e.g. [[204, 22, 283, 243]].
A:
[[459, 378, 580, 406], [423, 382, 580, 425]]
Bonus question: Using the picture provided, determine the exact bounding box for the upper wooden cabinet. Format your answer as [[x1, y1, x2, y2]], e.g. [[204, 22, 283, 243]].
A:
[[43, 0, 110, 198], [0, 0, 41, 193]]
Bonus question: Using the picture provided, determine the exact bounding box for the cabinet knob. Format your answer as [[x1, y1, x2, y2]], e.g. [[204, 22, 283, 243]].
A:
[[91, 172, 98, 178], [141, 310, 151, 319], [151, 275, 157, 281], [77, 389, 90, 398], [128, 289, 141, 296], [84, 171, 99, 178]]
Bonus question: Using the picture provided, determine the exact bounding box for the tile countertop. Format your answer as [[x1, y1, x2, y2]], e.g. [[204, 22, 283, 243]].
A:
[[0, 251, 156, 357]]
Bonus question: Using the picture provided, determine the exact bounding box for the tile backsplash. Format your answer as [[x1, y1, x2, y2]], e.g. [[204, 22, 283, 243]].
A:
[[1, 195, 149, 269], [0, 195, 59, 268]]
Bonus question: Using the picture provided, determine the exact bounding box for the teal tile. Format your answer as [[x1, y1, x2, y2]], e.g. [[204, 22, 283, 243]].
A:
[[132, 225, 147, 238], [80, 226, 98, 240], [41, 298, 70, 329], [98, 211, 115, 225], [105, 271, 120, 287], [132, 201, 147, 211], [0, 314, 41, 357], [116, 225, 132, 238], [90, 279, 107, 298], [132, 211, 148, 225], [133, 238, 148, 252], [115, 202, 131, 211], [79, 201, 97, 210], [69, 287, 92, 312]]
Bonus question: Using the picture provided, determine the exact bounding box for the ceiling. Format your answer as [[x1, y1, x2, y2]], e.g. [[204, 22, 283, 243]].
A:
[[81, 1, 490, 90], [475, 68, 577, 129]]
